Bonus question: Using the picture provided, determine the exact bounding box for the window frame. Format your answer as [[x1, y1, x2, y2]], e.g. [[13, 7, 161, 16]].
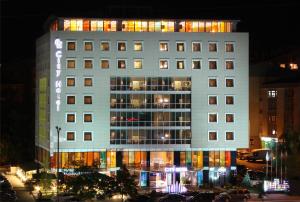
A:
[[192, 41, 201, 52], [208, 95, 218, 106], [100, 59, 110, 69], [66, 77, 76, 87], [84, 59, 94, 69], [66, 58, 76, 69], [117, 59, 127, 69], [117, 41, 127, 51], [100, 41, 110, 51], [83, 113, 93, 123], [159, 59, 169, 69], [225, 113, 235, 123], [208, 113, 218, 123], [192, 59, 202, 69], [66, 41, 76, 51], [208, 131, 218, 141], [208, 59, 218, 70], [83, 41, 94, 51], [159, 41, 169, 52], [208, 77, 218, 88], [225, 131, 235, 141], [225, 77, 235, 88], [208, 41, 218, 52], [66, 113, 76, 123], [225, 42, 235, 53], [225, 59, 235, 70], [66, 95, 76, 105], [225, 95, 235, 105], [176, 59, 185, 69], [66, 131, 76, 141], [84, 95, 93, 105], [133, 41, 143, 51], [176, 42, 186, 52], [133, 58, 143, 69], [83, 131, 93, 141], [84, 77, 93, 87]]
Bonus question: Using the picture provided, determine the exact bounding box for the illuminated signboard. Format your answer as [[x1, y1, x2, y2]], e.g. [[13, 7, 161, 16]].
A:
[[165, 167, 187, 172], [54, 38, 62, 111]]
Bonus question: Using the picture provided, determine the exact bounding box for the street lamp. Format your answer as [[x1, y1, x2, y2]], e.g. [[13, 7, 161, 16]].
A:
[[266, 152, 269, 180], [55, 126, 61, 201]]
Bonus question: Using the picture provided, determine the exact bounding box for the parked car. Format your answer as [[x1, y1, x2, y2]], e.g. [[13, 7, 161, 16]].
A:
[[247, 149, 271, 162], [159, 193, 186, 202], [215, 192, 231, 202]]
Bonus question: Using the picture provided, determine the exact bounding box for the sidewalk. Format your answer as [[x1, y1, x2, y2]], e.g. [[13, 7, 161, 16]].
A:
[[249, 193, 300, 202]]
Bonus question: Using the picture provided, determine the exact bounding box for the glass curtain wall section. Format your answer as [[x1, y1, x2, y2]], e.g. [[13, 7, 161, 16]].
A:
[[110, 77, 191, 145]]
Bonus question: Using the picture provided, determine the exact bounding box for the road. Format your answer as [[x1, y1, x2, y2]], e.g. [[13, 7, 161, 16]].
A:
[[237, 159, 266, 171], [249, 193, 300, 202], [4, 173, 35, 202]]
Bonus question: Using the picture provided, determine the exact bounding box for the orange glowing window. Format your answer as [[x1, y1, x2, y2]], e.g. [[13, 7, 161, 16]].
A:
[[199, 21, 205, 32], [226, 22, 232, 32], [83, 20, 90, 31], [64, 20, 70, 31], [185, 21, 192, 32], [51, 20, 58, 31], [212, 21, 218, 32], [206, 22, 212, 32], [104, 21, 111, 31], [179, 21, 185, 32]]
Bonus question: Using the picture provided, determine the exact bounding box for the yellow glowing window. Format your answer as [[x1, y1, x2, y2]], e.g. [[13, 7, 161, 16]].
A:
[[134, 59, 143, 69], [135, 21, 142, 32], [199, 21, 205, 32], [148, 21, 155, 32], [219, 21, 225, 32], [141, 21, 148, 32], [161, 21, 168, 32], [186, 21, 192, 32], [111, 21, 117, 31], [179, 21, 185, 32], [155, 21, 161, 32], [212, 21, 218, 32], [192, 21, 198, 32], [122, 21, 128, 31], [76, 19, 83, 31], [104, 21, 111, 31], [134, 42, 143, 51], [168, 21, 174, 32], [64, 20, 70, 31], [70, 20, 77, 31], [90, 21, 97, 31], [128, 21, 135, 32], [205, 22, 212, 32], [97, 21, 103, 31]]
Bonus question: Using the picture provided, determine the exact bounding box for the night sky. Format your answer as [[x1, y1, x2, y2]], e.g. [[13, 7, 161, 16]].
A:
[[2, 0, 300, 64]]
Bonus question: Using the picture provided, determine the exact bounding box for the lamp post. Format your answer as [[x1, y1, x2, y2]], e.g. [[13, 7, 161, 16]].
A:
[[266, 152, 269, 180], [55, 126, 61, 201]]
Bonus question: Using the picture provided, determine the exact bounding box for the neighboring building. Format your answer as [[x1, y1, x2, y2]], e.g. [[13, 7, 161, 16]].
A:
[[249, 49, 300, 149], [36, 18, 249, 187]]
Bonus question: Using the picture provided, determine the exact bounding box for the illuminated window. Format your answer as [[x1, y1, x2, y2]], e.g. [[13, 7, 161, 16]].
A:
[[67, 95, 75, 104], [141, 21, 148, 32], [84, 96, 92, 104], [212, 21, 218, 32], [192, 42, 201, 52], [84, 41, 93, 51], [192, 21, 199, 32], [209, 131, 217, 140], [209, 60, 217, 69], [159, 60, 168, 69], [155, 21, 161, 32], [90, 20, 103, 31], [226, 114, 234, 123], [179, 21, 185, 32], [205, 22, 212, 32], [134, 42, 143, 51], [67, 41, 76, 51], [104, 20, 116, 32], [117, 42, 126, 51], [160, 42, 168, 51], [117, 59, 126, 69], [135, 21, 142, 32], [83, 20, 90, 31], [225, 60, 234, 70], [268, 90, 277, 98], [134, 59, 143, 69], [84, 59, 93, 69], [84, 113, 92, 122], [209, 42, 217, 52], [84, 132, 92, 141], [185, 21, 192, 32], [176, 42, 185, 52], [226, 78, 234, 87], [66, 113, 76, 123], [199, 21, 205, 32], [208, 113, 217, 123], [100, 41, 110, 51], [225, 42, 234, 52], [209, 78, 217, 87], [66, 77, 75, 86], [64, 20, 70, 31], [66, 132, 75, 141], [226, 132, 234, 140], [176, 60, 185, 69], [84, 78, 93, 87], [226, 96, 234, 105], [148, 21, 155, 32], [208, 96, 217, 105], [70, 19, 83, 31], [67, 59, 76, 69], [290, 63, 298, 70], [192, 60, 201, 69], [100, 59, 110, 69]]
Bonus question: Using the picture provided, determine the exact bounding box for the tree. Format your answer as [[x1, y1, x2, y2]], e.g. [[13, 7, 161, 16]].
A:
[[241, 173, 251, 188], [115, 165, 138, 202]]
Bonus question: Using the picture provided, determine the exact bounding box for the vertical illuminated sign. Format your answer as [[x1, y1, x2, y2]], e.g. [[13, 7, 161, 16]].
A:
[[54, 39, 62, 111]]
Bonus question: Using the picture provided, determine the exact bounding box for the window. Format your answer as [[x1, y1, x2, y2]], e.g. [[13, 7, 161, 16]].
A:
[[66, 77, 75, 86], [67, 95, 75, 104], [192, 60, 201, 69], [66, 113, 75, 123], [134, 42, 143, 51], [226, 96, 234, 105], [192, 42, 201, 52], [84, 113, 92, 122], [84, 96, 92, 104], [67, 59, 76, 69], [67, 41, 76, 51], [176, 60, 185, 69], [134, 59, 143, 69], [84, 77, 93, 87], [208, 113, 217, 123], [209, 131, 217, 141], [84, 59, 93, 69], [226, 132, 234, 140], [117, 59, 126, 69], [208, 96, 217, 105], [176, 42, 185, 52], [225, 42, 234, 52], [225, 60, 234, 70], [100, 41, 110, 51], [66, 132, 75, 141], [268, 90, 277, 98], [209, 60, 217, 69], [84, 41, 93, 51], [118, 42, 126, 51], [226, 78, 234, 87], [159, 60, 168, 69], [84, 132, 92, 141], [209, 78, 217, 87], [208, 42, 217, 52], [160, 42, 168, 51], [226, 114, 234, 122], [101, 59, 110, 69]]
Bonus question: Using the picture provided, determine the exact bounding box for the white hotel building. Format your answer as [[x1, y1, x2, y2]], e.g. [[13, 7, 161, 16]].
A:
[[36, 18, 249, 187]]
